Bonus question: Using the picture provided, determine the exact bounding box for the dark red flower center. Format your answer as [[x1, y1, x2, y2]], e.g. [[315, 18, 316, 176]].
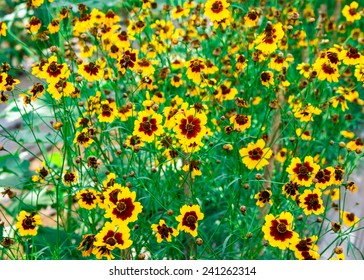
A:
[[211, 1, 223, 13], [248, 147, 263, 160], [179, 115, 202, 139]]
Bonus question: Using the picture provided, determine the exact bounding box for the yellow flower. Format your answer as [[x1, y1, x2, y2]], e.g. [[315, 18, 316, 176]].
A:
[[254, 22, 284, 55], [16, 211, 42, 236], [151, 219, 179, 243], [104, 187, 143, 225], [289, 235, 319, 260], [173, 107, 207, 147], [262, 211, 299, 250], [0, 21, 7, 37], [98, 100, 117, 123], [74, 128, 94, 148], [276, 148, 288, 163], [239, 139, 272, 170], [293, 104, 322, 122], [77, 60, 105, 82], [37, 55, 70, 83], [298, 188, 325, 215], [296, 128, 312, 141], [76, 189, 100, 210], [133, 110, 164, 143], [244, 9, 260, 27], [204, 0, 231, 22], [254, 189, 273, 207], [229, 114, 251, 132], [286, 156, 320, 187], [48, 19, 60, 34], [176, 204, 204, 237], [341, 210, 359, 227], [342, 1, 361, 22], [260, 71, 274, 88], [185, 58, 206, 84], [93, 221, 133, 251], [26, 16, 42, 33]]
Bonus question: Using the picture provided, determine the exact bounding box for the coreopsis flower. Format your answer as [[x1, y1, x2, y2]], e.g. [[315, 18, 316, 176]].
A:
[[262, 211, 299, 250], [268, 54, 294, 72], [254, 22, 284, 55], [26, 16, 42, 33], [171, 5, 190, 19], [102, 184, 125, 208], [331, 95, 349, 111], [28, 83, 45, 101], [76, 189, 100, 210], [341, 130, 355, 139], [118, 103, 135, 122], [74, 128, 94, 147], [103, 9, 121, 26], [31, 161, 51, 183], [26, 0, 44, 8], [254, 189, 273, 207], [296, 63, 311, 78], [244, 9, 261, 27], [97, 100, 117, 123], [260, 71, 274, 87], [0, 21, 7, 37], [133, 110, 164, 143], [62, 170, 78, 186], [136, 58, 155, 76], [48, 19, 60, 34], [289, 236, 319, 260], [330, 253, 345, 260], [173, 108, 207, 147], [346, 137, 363, 152], [15, 211, 42, 237], [239, 139, 272, 170], [176, 204, 204, 237], [229, 113, 251, 132], [332, 166, 345, 186], [77, 234, 96, 257], [296, 128, 312, 141], [37, 56, 69, 83], [282, 181, 301, 200], [354, 64, 364, 84], [185, 58, 206, 84], [93, 221, 133, 257], [117, 49, 138, 74], [341, 211, 359, 227], [276, 148, 288, 163], [286, 156, 320, 187], [106, 29, 128, 50], [141, 0, 155, 10], [2, 74, 20, 91], [150, 20, 174, 41], [47, 78, 75, 100], [182, 160, 202, 178], [204, 0, 231, 23], [298, 188, 325, 215], [0, 73, 7, 91], [340, 46, 364, 65], [151, 219, 179, 243], [214, 81, 238, 102], [314, 167, 335, 189], [235, 54, 247, 73], [77, 60, 105, 82], [170, 74, 183, 87], [346, 181, 358, 193], [315, 61, 340, 82], [342, 1, 361, 22], [104, 187, 143, 225], [293, 104, 322, 122]]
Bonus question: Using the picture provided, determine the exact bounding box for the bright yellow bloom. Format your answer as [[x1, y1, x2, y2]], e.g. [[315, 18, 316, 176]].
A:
[[133, 110, 164, 143], [0, 21, 7, 37], [262, 211, 299, 250], [239, 139, 272, 170], [151, 219, 179, 243], [298, 189, 325, 215], [176, 204, 204, 237], [341, 210, 359, 227], [204, 0, 230, 22], [286, 156, 320, 187], [16, 211, 42, 236], [76, 189, 100, 210], [342, 1, 361, 22]]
